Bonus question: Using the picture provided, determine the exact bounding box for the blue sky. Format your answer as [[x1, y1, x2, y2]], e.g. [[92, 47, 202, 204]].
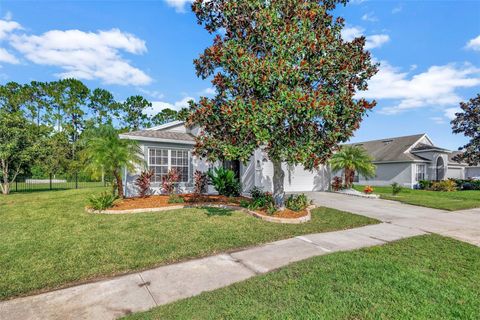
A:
[[0, 0, 479, 149]]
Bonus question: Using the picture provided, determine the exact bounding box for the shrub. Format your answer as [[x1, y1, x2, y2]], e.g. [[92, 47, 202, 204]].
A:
[[285, 194, 311, 211], [430, 180, 457, 192], [391, 182, 403, 196], [249, 186, 265, 200], [331, 176, 343, 191], [208, 167, 241, 197], [162, 169, 180, 195], [135, 170, 154, 198], [88, 192, 117, 211], [266, 202, 277, 215], [193, 170, 208, 195], [239, 199, 251, 208], [168, 194, 185, 204], [418, 180, 432, 190], [363, 185, 374, 194], [454, 179, 480, 191]]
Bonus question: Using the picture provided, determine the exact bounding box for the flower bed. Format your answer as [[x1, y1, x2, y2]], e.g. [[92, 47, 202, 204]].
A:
[[86, 194, 312, 224]]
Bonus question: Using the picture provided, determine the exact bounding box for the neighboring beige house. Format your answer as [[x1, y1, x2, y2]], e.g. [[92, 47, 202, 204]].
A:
[[349, 133, 474, 188], [119, 122, 475, 197]]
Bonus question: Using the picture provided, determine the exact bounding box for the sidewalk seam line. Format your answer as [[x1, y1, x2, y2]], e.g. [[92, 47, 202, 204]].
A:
[[138, 273, 158, 306], [228, 254, 262, 275]]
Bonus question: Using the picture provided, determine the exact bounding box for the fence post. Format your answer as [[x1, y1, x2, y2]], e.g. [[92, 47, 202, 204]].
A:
[[49, 173, 52, 190], [75, 173, 78, 189]]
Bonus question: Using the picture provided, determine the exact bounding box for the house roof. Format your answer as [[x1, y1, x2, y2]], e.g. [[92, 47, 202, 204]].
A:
[[348, 133, 429, 162], [120, 129, 196, 144]]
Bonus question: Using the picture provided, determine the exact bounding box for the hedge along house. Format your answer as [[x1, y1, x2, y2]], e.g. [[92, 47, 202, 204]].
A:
[[119, 120, 331, 197], [347, 133, 472, 188]]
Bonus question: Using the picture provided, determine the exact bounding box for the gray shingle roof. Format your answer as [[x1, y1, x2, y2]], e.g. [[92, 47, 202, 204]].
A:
[[348, 134, 427, 162], [121, 130, 195, 142]]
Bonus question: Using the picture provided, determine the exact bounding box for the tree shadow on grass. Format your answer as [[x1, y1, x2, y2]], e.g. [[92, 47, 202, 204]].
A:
[[202, 207, 234, 217]]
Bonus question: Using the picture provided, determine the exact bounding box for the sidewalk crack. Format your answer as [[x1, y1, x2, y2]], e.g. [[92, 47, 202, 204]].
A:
[[138, 273, 158, 306]]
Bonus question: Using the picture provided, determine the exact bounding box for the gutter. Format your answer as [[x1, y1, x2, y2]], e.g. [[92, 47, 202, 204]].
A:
[[119, 134, 196, 145]]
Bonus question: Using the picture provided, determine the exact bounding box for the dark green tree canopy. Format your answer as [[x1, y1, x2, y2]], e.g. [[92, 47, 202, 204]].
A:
[[452, 94, 480, 166], [151, 108, 178, 126], [188, 0, 378, 169], [120, 95, 152, 131]]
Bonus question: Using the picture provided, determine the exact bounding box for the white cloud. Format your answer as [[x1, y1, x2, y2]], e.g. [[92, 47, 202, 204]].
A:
[[0, 48, 19, 64], [392, 5, 403, 14], [466, 35, 480, 51], [0, 19, 22, 39], [137, 88, 165, 100], [3, 11, 13, 21], [358, 62, 480, 115], [361, 13, 378, 22], [10, 28, 151, 85], [341, 26, 390, 50], [430, 117, 445, 124], [164, 0, 193, 13], [201, 87, 216, 96], [444, 107, 461, 120], [144, 96, 195, 116]]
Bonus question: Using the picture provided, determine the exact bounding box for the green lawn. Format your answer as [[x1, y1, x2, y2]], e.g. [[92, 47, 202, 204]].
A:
[[0, 188, 377, 300], [126, 235, 480, 320], [354, 185, 480, 211]]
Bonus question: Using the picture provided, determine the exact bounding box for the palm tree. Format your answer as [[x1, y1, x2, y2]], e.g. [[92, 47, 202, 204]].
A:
[[80, 124, 143, 198], [329, 145, 376, 189]]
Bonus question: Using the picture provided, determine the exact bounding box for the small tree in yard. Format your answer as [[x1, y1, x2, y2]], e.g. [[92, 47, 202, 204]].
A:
[[451, 94, 480, 166], [0, 110, 42, 195], [161, 169, 181, 195], [187, 0, 378, 208], [81, 124, 143, 198], [329, 145, 375, 189]]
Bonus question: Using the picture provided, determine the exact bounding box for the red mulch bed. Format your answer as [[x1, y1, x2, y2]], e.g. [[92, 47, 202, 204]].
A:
[[111, 194, 309, 219]]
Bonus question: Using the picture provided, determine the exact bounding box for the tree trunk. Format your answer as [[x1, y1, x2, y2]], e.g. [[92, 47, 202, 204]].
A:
[[1, 162, 10, 195], [344, 168, 351, 189], [272, 159, 285, 210], [113, 169, 124, 198]]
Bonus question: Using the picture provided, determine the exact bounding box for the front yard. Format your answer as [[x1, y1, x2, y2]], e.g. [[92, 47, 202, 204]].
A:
[[126, 234, 480, 320], [0, 188, 377, 300], [354, 185, 480, 211]]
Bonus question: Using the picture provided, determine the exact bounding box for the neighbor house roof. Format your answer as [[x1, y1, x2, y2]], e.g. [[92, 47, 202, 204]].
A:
[[119, 129, 196, 144], [348, 134, 429, 162]]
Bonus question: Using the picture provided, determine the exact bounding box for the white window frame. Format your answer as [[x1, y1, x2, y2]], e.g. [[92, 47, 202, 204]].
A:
[[148, 148, 191, 183], [415, 164, 426, 181]]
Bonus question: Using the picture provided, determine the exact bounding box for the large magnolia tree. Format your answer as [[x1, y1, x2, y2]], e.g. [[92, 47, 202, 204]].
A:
[[187, 0, 378, 208]]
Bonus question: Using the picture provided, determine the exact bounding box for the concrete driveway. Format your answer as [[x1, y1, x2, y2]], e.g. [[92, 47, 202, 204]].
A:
[[304, 192, 480, 246]]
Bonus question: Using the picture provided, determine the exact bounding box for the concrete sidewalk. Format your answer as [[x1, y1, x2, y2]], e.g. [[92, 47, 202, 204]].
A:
[[0, 223, 425, 320]]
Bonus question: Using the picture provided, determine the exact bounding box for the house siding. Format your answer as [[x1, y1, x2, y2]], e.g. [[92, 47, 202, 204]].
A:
[[466, 167, 480, 179], [357, 162, 413, 188]]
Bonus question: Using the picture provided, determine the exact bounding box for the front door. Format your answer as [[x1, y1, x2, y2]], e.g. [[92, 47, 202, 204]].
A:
[[223, 160, 241, 181]]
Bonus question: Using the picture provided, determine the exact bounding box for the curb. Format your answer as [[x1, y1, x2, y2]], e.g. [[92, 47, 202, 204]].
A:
[[86, 204, 313, 224]]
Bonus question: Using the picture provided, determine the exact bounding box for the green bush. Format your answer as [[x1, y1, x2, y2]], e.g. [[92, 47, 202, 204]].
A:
[[391, 182, 403, 196], [454, 179, 480, 191], [430, 180, 457, 192], [247, 186, 274, 210], [208, 167, 241, 197], [88, 192, 117, 211], [168, 194, 185, 204], [285, 194, 311, 211], [249, 186, 265, 200], [266, 202, 277, 215], [418, 180, 432, 190]]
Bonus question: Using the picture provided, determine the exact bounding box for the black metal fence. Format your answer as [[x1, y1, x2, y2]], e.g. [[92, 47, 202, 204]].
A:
[[13, 174, 106, 193]]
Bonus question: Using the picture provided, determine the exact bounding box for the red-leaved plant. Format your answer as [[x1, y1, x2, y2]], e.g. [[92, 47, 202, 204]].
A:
[[193, 170, 208, 196], [331, 176, 343, 191], [162, 168, 180, 195], [135, 170, 154, 198]]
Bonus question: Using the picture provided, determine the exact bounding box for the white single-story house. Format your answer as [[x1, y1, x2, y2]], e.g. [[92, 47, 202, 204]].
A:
[[119, 120, 330, 197], [119, 121, 476, 197], [348, 133, 474, 188]]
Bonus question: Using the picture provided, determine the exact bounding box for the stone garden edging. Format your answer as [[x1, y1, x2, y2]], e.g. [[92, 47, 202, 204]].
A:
[[86, 203, 313, 224]]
